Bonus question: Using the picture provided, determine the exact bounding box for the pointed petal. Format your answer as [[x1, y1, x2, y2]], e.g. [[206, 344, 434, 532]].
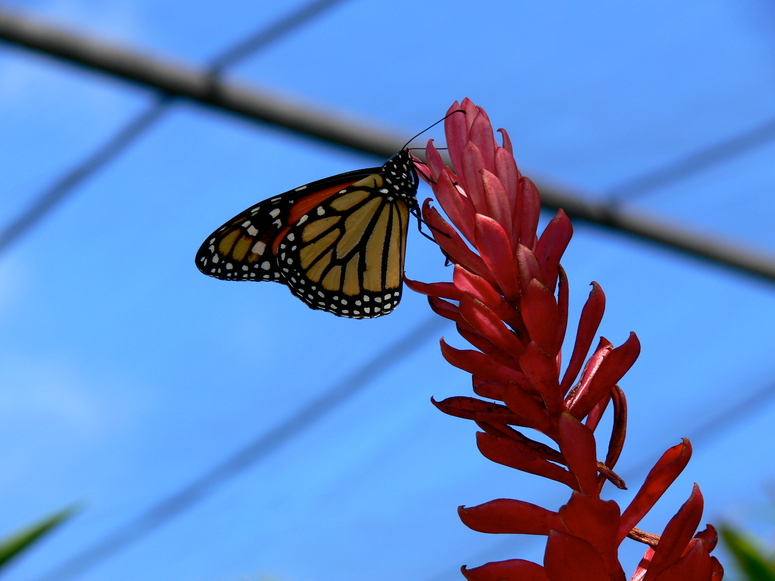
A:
[[694, 524, 717, 551], [618, 439, 693, 542], [585, 391, 611, 433], [604, 386, 628, 473], [469, 106, 496, 173], [516, 245, 542, 293], [494, 146, 522, 248], [440, 339, 528, 386], [403, 276, 463, 301], [431, 169, 477, 245], [498, 127, 514, 155], [645, 484, 705, 580], [481, 169, 514, 234], [501, 382, 553, 432], [565, 337, 613, 408], [428, 296, 463, 323], [476, 432, 576, 488], [459, 498, 563, 535], [445, 100, 470, 175], [476, 214, 521, 303], [424, 138, 445, 182], [521, 279, 561, 356], [454, 266, 527, 334], [569, 333, 641, 420], [534, 210, 573, 293], [458, 325, 522, 369], [557, 413, 600, 495], [461, 143, 488, 212], [561, 282, 606, 394], [519, 341, 564, 415], [432, 396, 526, 425], [473, 377, 505, 400], [555, 266, 569, 360], [412, 159, 431, 185], [477, 423, 566, 463], [460, 294, 525, 359], [462, 559, 549, 581], [423, 203, 497, 285], [650, 540, 712, 581], [517, 177, 541, 250]]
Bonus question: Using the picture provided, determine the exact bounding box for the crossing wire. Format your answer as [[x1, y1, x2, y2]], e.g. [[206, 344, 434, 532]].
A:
[[603, 116, 775, 203], [30, 314, 448, 581], [2, 8, 775, 282], [0, 0, 350, 255]]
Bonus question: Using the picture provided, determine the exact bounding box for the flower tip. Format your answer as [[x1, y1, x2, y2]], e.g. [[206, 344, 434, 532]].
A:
[[423, 139, 446, 181], [497, 127, 513, 154]]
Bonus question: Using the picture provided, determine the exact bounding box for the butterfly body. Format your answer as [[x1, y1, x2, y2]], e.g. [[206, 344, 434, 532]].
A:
[[196, 150, 419, 318]]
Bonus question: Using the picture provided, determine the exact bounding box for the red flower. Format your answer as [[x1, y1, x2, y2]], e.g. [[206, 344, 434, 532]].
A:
[[407, 99, 723, 581]]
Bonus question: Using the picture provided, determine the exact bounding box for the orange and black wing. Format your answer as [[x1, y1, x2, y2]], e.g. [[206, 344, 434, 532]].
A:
[[195, 167, 377, 283], [278, 171, 412, 318], [195, 150, 419, 318]]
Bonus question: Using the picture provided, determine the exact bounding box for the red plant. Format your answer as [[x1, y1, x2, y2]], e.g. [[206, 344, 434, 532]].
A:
[[406, 98, 724, 581]]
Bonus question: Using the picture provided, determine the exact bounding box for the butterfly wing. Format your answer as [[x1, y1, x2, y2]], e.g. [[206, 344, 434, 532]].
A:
[[278, 172, 411, 318], [195, 167, 377, 282], [195, 150, 419, 319]]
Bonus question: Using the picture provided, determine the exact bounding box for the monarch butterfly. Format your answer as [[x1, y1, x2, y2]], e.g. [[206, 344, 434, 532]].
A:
[[195, 150, 420, 319]]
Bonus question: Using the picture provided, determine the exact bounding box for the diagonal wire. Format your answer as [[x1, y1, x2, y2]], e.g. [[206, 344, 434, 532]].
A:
[[603, 116, 775, 203], [28, 314, 449, 581], [3, 9, 775, 283], [207, 0, 345, 74], [0, 0, 349, 256], [0, 101, 171, 255]]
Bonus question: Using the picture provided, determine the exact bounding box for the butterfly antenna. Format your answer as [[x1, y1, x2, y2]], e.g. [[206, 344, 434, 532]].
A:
[[402, 109, 465, 150]]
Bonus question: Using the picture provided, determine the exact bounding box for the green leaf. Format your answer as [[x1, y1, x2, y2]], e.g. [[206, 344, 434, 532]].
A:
[[720, 524, 775, 581], [0, 505, 79, 569]]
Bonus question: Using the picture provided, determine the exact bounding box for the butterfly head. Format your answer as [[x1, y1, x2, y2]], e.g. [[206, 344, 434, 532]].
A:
[[380, 150, 419, 207]]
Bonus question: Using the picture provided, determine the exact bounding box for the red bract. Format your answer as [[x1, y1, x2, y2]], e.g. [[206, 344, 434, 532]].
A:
[[407, 99, 722, 581]]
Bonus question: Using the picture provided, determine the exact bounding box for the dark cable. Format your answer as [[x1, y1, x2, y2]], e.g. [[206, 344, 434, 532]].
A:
[[0, 0, 350, 256], [0, 100, 171, 255], [207, 0, 344, 74], [29, 315, 448, 581], [626, 375, 775, 478], [3, 8, 775, 283], [539, 184, 775, 284], [604, 116, 775, 203]]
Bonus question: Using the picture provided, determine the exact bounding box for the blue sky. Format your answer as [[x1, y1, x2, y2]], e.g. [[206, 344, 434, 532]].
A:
[[1, 1, 775, 580]]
